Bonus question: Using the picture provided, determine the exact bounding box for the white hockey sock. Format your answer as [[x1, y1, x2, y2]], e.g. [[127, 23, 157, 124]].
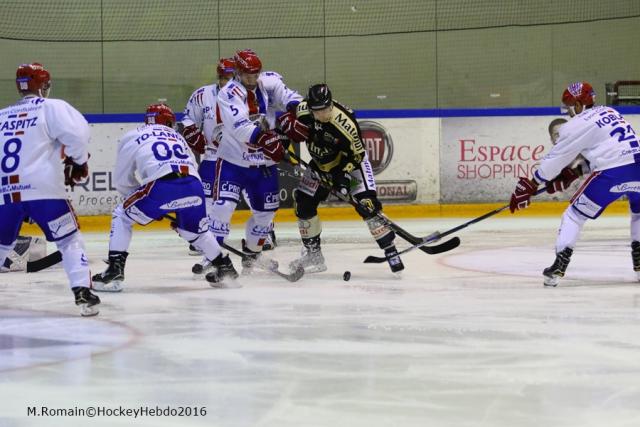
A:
[[210, 200, 236, 244], [298, 215, 322, 240], [556, 207, 587, 252], [205, 197, 215, 231], [108, 205, 134, 252], [56, 232, 91, 288], [245, 210, 275, 252], [178, 229, 222, 262], [365, 216, 394, 249], [631, 212, 640, 242]]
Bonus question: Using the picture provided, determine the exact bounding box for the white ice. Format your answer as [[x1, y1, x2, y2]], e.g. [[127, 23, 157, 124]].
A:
[[2, 215, 640, 427]]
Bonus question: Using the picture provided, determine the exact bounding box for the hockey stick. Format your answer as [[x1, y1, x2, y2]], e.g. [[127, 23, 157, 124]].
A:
[[283, 149, 460, 255], [26, 250, 63, 273], [363, 187, 547, 263], [220, 242, 304, 283], [162, 214, 304, 282]]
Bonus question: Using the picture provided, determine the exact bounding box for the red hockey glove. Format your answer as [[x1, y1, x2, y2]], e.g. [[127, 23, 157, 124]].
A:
[[182, 124, 206, 155], [255, 130, 285, 162], [276, 112, 309, 143], [545, 166, 581, 194], [509, 177, 537, 213], [63, 156, 89, 187]]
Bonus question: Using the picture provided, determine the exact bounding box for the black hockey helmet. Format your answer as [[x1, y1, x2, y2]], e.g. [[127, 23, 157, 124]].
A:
[[307, 83, 332, 110]]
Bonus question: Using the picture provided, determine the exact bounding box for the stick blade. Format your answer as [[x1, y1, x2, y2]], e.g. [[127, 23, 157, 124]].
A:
[[419, 237, 460, 254], [26, 251, 63, 273]]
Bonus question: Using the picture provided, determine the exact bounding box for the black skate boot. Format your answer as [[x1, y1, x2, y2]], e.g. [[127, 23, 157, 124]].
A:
[[192, 257, 213, 275], [632, 241, 640, 281], [384, 245, 405, 273], [289, 236, 327, 273], [72, 286, 101, 317], [262, 230, 277, 251], [92, 251, 128, 292], [543, 247, 573, 287], [240, 239, 261, 274], [188, 243, 202, 256], [205, 254, 240, 287]]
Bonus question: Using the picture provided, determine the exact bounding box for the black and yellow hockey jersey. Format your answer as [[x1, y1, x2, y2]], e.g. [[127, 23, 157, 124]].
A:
[[295, 100, 365, 175]]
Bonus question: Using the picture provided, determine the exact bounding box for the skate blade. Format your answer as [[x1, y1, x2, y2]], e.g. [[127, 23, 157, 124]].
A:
[[208, 278, 242, 289], [192, 264, 214, 275], [93, 280, 123, 293], [543, 276, 559, 287], [288, 263, 327, 274], [79, 304, 99, 317], [303, 264, 327, 274]]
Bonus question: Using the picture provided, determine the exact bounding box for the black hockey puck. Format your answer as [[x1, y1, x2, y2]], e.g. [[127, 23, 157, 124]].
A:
[[343, 271, 351, 281]]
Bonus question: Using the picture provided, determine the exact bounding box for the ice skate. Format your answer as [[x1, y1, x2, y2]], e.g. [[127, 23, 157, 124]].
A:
[[261, 230, 277, 251], [384, 246, 405, 274], [632, 241, 640, 281], [72, 286, 100, 317], [289, 237, 327, 273], [92, 251, 128, 292], [205, 254, 240, 287], [192, 257, 214, 275], [188, 243, 202, 256], [240, 239, 262, 275], [543, 247, 573, 287]]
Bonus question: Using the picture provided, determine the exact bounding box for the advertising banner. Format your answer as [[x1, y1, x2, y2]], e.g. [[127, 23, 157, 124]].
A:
[[441, 116, 565, 203]]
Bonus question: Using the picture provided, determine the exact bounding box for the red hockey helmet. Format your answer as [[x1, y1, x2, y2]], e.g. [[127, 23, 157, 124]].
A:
[[145, 103, 175, 127], [16, 63, 51, 96], [217, 57, 235, 78], [562, 82, 595, 107], [233, 49, 262, 74]]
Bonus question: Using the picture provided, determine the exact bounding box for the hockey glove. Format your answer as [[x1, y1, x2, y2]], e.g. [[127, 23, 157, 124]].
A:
[[182, 124, 206, 155], [255, 130, 285, 162], [354, 197, 381, 219], [332, 170, 351, 197], [509, 177, 537, 213], [63, 156, 89, 187], [546, 166, 581, 194], [277, 112, 309, 143]]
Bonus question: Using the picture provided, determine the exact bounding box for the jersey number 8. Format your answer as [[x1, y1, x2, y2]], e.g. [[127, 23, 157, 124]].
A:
[[1, 138, 22, 174]]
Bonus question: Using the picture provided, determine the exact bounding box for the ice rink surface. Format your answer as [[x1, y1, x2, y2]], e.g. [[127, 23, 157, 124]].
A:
[[2, 215, 640, 427]]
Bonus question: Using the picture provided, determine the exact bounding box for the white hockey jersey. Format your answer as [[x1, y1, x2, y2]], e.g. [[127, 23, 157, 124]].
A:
[[114, 124, 199, 196], [535, 106, 640, 182], [0, 95, 89, 204], [216, 71, 302, 168], [182, 84, 224, 162]]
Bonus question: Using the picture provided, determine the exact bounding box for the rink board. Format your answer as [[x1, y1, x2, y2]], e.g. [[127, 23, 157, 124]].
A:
[[66, 109, 640, 216]]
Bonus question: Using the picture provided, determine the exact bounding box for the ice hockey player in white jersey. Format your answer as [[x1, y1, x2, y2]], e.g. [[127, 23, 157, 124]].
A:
[[92, 103, 238, 291], [0, 63, 99, 316], [211, 49, 303, 271], [181, 57, 234, 219], [180, 57, 235, 262], [510, 82, 640, 286], [181, 57, 276, 271]]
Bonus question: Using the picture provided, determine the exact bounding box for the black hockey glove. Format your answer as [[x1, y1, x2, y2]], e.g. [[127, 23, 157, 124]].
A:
[[354, 197, 381, 219], [63, 156, 89, 187], [332, 170, 351, 196]]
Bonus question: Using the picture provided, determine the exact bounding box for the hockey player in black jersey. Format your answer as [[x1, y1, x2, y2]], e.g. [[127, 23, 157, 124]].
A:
[[277, 83, 404, 274]]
